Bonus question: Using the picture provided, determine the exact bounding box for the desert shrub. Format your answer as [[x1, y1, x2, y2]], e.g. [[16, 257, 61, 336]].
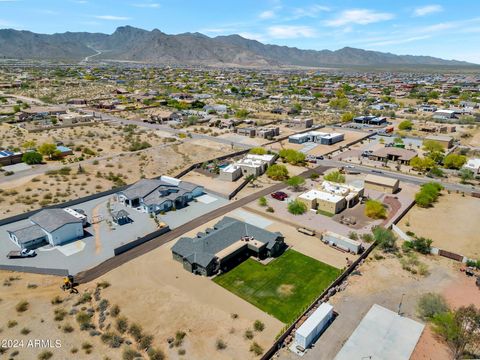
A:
[[54, 308, 67, 321], [96, 280, 110, 289], [138, 334, 153, 350], [216, 338, 227, 350], [101, 331, 123, 348], [122, 348, 141, 360], [76, 311, 92, 330], [38, 351, 53, 360], [287, 199, 307, 215], [253, 320, 265, 332], [415, 182, 443, 208], [403, 236, 433, 255], [116, 316, 129, 334], [20, 327, 31, 335], [417, 293, 449, 320], [98, 299, 109, 312], [51, 295, 63, 305], [147, 348, 165, 360], [129, 323, 144, 342], [15, 300, 29, 312], [174, 331, 186, 347], [110, 304, 120, 317], [7, 320, 18, 328], [81, 342, 93, 352], [70, 347, 78, 354], [74, 292, 92, 306], [244, 329, 254, 340], [250, 342, 264, 355], [62, 324, 74, 333], [258, 196, 267, 207]]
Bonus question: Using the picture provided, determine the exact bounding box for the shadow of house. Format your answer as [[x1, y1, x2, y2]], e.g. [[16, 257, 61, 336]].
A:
[[171, 217, 285, 276]]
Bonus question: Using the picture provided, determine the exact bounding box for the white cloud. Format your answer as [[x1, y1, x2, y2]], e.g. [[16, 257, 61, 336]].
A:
[[133, 2, 160, 8], [366, 35, 431, 47], [325, 9, 394, 27], [94, 15, 131, 21], [267, 25, 316, 39], [292, 5, 330, 19], [259, 10, 275, 19], [413, 5, 443, 17]]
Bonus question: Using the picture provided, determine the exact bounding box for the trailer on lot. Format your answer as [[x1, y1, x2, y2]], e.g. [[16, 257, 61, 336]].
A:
[[294, 302, 334, 351], [322, 231, 362, 254]]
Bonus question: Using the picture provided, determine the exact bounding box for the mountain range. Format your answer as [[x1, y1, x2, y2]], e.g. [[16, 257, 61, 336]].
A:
[[0, 26, 474, 68]]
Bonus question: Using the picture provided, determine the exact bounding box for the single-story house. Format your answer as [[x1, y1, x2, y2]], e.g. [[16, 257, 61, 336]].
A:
[[116, 176, 204, 214], [424, 135, 454, 149], [171, 217, 285, 276], [364, 174, 399, 194], [7, 208, 85, 249], [229, 153, 277, 178], [370, 147, 417, 164], [289, 131, 344, 145]]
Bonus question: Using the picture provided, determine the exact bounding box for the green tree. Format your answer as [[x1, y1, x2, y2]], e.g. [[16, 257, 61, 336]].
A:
[[287, 199, 307, 215], [278, 149, 305, 165], [21, 140, 37, 150], [372, 227, 397, 252], [423, 140, 445, 153], [398, 120, 413, 130], [38, 143, 58, 160], [235, 109, 249, 119], [22, 151, 43, 165], [443, 154, 467, 169], [249, 147, 267, 155], [286, 176, 305, 191], [432, 305, 480, 360], [323, 170, 345, 183], [341, 112, 354, 123], [258, 196, 268, 207], [365, 199, 387, 219], [266, 164, 289, 180]]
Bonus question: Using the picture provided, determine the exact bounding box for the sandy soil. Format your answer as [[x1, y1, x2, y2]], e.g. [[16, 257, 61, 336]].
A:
[[97, 236, 284, 360], [0, 141, 232, 217], [181, 170, 241, 197], [0, 271, 120, 359], [398, 193, 480, 258]]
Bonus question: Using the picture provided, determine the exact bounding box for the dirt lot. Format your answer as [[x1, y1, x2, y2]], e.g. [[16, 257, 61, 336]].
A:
[[0, 141, 232, 217], [269, 128, 369, 157], [279, 252, 479, 360], [96, 236, 284, 360], [398, 193, 479, 259], [0, 271, 120, 359]]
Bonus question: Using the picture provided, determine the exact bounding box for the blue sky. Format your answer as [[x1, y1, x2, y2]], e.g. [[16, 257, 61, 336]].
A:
[[1, 0, 480, 63]]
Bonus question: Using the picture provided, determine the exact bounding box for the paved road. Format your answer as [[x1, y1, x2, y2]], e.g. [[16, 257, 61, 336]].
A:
[[320, 159, 479, 194], [75, 165, 330, 283]]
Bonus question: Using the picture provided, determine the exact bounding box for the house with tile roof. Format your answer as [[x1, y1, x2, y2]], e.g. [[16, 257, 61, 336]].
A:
[[116, 176, 204, 214], [171, 217, 285, 276]]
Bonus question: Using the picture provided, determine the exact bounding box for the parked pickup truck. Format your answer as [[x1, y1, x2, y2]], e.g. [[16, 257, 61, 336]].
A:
[[7, 249, 36, 259]]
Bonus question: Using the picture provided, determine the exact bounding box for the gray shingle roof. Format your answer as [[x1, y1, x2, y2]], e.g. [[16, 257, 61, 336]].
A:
[[172, 217, 283, 268], [119, 178, 201, 202], [30, 209, 82, 233], [8, 224, 46, 244]]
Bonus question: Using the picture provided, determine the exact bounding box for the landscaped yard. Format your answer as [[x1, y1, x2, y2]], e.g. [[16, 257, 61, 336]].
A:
[[213, 249, 342, 323]]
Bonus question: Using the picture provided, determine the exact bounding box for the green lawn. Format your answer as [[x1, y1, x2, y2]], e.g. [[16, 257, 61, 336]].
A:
[[213, 250, 341, 323]]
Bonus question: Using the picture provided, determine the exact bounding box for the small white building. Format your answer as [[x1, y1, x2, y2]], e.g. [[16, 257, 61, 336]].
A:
[[294, 302, 334, 351], [322, 231, 362, 254], [289, 131, 344, 145], [464, 158, 480, 175], [220, 153, 277, 179]]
